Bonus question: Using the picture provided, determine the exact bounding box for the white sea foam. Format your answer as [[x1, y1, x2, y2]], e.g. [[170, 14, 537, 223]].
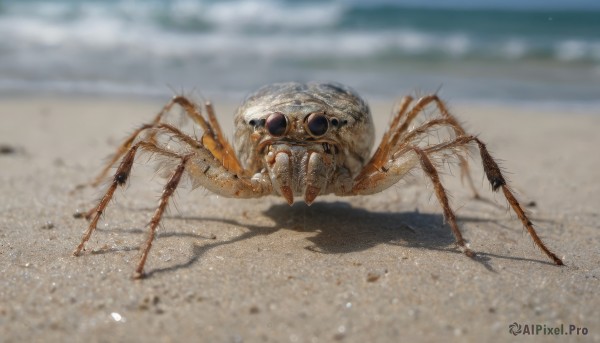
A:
[[555, 40, 596, 62], [503, 39, 528, 59], [198, 0, 344, 29], [1, 0, 599, 102], [2, 1, 599, 62]]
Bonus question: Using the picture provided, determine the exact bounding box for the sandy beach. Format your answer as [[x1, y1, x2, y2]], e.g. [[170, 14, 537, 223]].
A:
[[1, 95, 599, 342]]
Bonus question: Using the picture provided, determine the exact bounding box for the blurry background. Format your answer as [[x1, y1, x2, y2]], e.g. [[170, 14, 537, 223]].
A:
[[1, 0, 599, 105]]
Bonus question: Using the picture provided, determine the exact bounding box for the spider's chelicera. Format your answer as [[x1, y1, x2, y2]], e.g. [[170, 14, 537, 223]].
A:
[[73, 82, 563, 279]]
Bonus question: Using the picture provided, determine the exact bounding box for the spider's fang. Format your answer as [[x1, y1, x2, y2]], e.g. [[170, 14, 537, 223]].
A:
[[303, 152, 331, 204], [269, 151, 294, 205], [280, 186, 294, 205], [304, 185, 320, 205]]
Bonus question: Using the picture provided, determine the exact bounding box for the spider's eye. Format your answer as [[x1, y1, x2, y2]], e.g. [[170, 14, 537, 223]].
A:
[[248, 118, 265, 128], [305, 112, 329, 137], [266, 112, 288, 137]]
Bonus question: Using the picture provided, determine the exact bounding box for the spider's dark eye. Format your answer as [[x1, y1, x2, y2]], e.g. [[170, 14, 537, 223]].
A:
[[248, 118, 265, 128], [305, 112, 329, 137], [330, 117, 339, 127], [266, 112, 288, 137]]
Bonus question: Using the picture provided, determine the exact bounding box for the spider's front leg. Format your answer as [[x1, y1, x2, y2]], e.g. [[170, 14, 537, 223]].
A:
[[425, 136, 563, 265], [350, 134, 563, 265], [73, 127, 271, 279], [350, 147, 474, 257], [86, 95, 243, 188], [356, 94, 480, 198]]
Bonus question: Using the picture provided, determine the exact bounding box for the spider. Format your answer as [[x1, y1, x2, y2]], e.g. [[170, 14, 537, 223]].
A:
[[73, 82, 563, 279]]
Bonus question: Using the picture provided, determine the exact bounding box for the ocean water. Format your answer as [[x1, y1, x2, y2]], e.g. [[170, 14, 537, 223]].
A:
[[1, 0, 599, 105]]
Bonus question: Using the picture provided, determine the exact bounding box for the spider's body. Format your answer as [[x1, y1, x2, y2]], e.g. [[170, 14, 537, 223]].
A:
[[73, 82, 563, 278], [233, 82, 374, 204]]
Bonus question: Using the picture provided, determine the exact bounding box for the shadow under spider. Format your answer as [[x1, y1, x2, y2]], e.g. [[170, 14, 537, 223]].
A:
[[94, 200, 554, 278]]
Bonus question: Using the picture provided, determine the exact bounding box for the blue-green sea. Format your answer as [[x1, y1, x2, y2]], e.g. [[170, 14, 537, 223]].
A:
[[1, 0, 599, 105]]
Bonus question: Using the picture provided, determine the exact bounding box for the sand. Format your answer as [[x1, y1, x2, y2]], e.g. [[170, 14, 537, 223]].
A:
[[0, 95, 599, 342]]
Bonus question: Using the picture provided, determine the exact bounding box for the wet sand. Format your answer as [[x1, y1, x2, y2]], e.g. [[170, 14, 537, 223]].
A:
[[1, 95, 599, 342]]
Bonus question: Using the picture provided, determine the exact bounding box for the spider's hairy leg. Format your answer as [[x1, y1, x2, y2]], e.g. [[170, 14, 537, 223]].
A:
[[76, 139, 191, 278], [417, 95, 482, 197], [351, 128, 563, 264], [86, 95, 243, 188], [478, 138, 563, 264], [424, 95, 480, 198], [72, 143, 140, 257], [134, 154, 189, 279], [79, 123, 200, 220], [396, 94, 480, 197], [357, 94, 479, 198], [203, 101, 242, 174], [73, 126, 272, 276], [172, 97, 243, 175], [412, 147, 474, 257], [350, 146, 474, 257], [86, 99, 179, 187], [73, 139, 185, 257], [356, 95, 413, 181], [350, 149, 419, 196], [88, 123, 152, 188], [425, 135, 564, 265]]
